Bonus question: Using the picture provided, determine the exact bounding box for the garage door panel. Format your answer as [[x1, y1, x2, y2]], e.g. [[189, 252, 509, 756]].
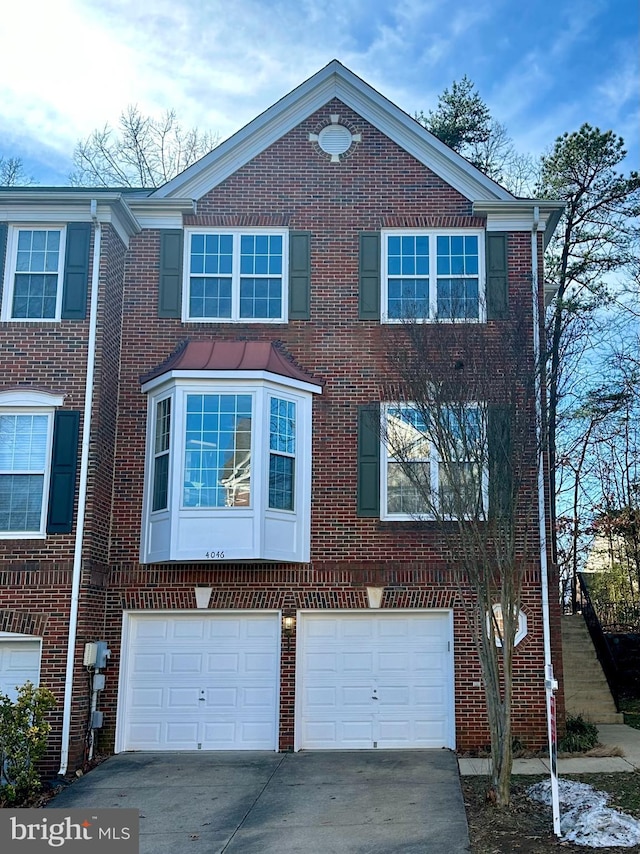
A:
[[205, 686, 238, 707], [342, 619, 375, 639], [134, 620, 168, 640], [167, 686, 201, 708], [170, 652, 203, 672], [244, 651, 277, 672], [131, 652, 166, 673], [378, 651, 410, 671], [245, 618, 280, 639], [166, 721, 199, 746], [304, 651, 338, 672], [206, 652, 240, 672], [342, 651, 375, 672], [298, 613, 454, 750], [127, 722, 162, 747], [342, 686, 374, 707], [129, 687, 164, 710], [120, 614, 279, 751], [209, 620, 241, 640], [0, 639, 41, 700], [173, 620, 206, 639], [244, 686, 276, 707]]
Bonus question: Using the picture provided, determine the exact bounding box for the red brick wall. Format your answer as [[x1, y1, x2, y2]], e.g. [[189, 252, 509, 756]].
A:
[[0, 100, 564, 769], [0, 224, 127, 777]]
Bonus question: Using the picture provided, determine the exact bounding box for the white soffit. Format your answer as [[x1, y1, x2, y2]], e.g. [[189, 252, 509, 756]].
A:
[[152, 60, 514, 205]]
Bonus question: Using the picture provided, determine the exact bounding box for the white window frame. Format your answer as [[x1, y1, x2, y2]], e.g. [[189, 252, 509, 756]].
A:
[[182, 228, 289, 323], [0, 390, 64, 538], [1, 225, 66, 322], [381, 228, 485, 323], [140, 372, 319, 564], [381, 402, 488, 521]]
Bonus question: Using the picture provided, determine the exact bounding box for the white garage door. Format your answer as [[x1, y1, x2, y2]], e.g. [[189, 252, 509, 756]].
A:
[[118, 613, 279, 751], [297, 612, 454, 750], [0, 636, 41, 700]]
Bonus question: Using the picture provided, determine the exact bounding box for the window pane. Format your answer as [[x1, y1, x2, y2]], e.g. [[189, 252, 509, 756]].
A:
[[152, 454, 169, 512], [189, 234, 233, 316], [386, 462, 431, 514], [184, 394, 252, 508], [387, 234, 429, 319], [387, 406, 430, 460], [152, 398, 171, 512], [239, 277, 282, 318], [270, 398, 295, 454], [12, 274, 58, 319], [439, 462, 482, 515], [0, 414, 48, 470], [437, 278, 479, 319], [387, 278, 429, 319], [189, 277, 232, 318], [0, 474, 44, 532], [269, 455, 294, 510], [154, 398, 171, 455]]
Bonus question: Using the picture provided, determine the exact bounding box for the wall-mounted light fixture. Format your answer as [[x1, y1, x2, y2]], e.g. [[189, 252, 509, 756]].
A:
[[282, 614, 296, 649]]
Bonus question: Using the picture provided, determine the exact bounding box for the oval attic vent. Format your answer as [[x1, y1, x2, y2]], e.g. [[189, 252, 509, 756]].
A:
[[317, 124, 353, 156]]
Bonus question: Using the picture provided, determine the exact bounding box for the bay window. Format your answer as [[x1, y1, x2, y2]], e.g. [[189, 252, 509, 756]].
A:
[[141, 370, 319, 564]]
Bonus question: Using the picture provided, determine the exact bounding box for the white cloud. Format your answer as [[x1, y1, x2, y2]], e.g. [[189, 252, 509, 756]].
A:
[[0, 0, 636, 182]]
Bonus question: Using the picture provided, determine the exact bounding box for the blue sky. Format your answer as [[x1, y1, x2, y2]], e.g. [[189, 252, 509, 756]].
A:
[[1, 0, 637, 186]]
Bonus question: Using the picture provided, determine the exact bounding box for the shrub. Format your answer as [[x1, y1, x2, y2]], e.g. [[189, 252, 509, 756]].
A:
[[559, 714, 599, 753], [0, 681, 56, 805]]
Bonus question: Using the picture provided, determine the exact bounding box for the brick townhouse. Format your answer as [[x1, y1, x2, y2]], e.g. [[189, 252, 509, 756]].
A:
[[0, 61, 565, 776]]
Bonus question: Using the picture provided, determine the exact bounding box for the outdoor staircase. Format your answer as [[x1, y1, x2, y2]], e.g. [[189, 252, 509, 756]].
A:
[[561, 614, 624, 724]]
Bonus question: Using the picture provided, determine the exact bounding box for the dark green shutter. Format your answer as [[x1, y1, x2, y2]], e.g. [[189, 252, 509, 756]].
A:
[[159, 230, 184, 318], [357, 404, 380, 517], [288, 231, 311, 319], [488, 405, 512, 519], [61, 223, 91, 319], [46, 411, 80, 534], [359, 232, 381, 320], [0, 223, 7, 289], [486, 232, 508, 320]]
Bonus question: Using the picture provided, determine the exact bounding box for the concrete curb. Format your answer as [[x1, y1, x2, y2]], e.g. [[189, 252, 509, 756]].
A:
[[458, 723, 640, 776]]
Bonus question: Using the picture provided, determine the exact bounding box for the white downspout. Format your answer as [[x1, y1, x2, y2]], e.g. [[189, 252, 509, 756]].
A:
[[531, 206, 561, 835], [58, 201, 101, 776]]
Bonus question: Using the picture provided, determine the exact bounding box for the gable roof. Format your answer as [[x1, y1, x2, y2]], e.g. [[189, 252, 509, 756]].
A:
[[152, 59, 515, 204]]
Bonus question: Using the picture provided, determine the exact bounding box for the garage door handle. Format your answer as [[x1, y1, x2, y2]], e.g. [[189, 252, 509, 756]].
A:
[[372, 695, 379, 700]]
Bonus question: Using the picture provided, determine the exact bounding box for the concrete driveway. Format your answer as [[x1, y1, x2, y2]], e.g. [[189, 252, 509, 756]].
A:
[[48, 750, 471, 853]]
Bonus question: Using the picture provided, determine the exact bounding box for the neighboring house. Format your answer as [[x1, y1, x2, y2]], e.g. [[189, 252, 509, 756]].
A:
[[0, 61, 565, 776]]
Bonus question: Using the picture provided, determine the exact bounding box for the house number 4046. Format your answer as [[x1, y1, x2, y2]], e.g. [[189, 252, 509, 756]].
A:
[[205, 551, 225, 559]]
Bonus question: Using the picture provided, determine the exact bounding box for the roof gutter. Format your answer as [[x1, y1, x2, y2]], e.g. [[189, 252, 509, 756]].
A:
[[58, 200, 101, 777]]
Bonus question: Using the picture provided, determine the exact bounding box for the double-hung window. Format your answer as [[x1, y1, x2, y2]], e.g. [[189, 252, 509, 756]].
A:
[[184, 230, 287, 322], [382, 403, 486, 520], [0, 413, 51, 534], [382, 230, 483, 322], [269, 397, 296, 511], [2, 227, 65, 321]]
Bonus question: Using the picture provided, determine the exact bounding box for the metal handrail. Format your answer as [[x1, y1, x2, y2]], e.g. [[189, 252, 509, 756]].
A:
[[577, 573, 620, 708]]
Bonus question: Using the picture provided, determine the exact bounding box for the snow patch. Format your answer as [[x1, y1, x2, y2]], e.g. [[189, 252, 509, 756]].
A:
[[528, 779, 640, 848]]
